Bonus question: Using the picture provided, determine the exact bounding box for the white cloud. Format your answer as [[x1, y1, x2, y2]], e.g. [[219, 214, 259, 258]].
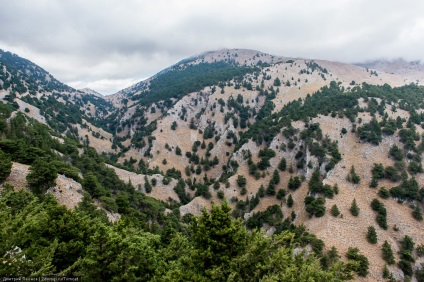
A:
[[1, 0, 423, 94]]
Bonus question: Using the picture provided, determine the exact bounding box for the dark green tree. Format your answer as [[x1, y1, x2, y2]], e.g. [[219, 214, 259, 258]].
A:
[[0, 150, 12, 182], [144, 176, 152, 193], [382, 240, 395, 265], [287, 194, 294, 208], [366, 226, 377, 244], [82, 171, 105, 198], [278, 157, 287, 171], [330, 204, 340, 217], [350, 199, 360, 216], [26, 159, 57, 197], [191, 200, 247, 278], [412, 205, 423, 221]]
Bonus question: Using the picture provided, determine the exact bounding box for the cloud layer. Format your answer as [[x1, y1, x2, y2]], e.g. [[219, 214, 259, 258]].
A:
[[1, 0, 423, 94]]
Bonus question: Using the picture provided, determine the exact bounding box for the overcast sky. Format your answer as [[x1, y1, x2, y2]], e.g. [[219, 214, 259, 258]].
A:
[[1, 0, 423, 95]]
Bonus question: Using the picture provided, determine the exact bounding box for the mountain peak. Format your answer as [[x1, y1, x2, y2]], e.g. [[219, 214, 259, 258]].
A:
[[80, 87, 103, 97]]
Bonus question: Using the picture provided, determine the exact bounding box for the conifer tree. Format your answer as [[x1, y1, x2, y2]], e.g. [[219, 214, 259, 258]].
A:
[[330, 204, 340, 217], [287, 194, 294, 208], [350, 198, 360, 216], [367, 226, 377, 244], [144, 176, 152, 193], [382, 240, 395, 265]]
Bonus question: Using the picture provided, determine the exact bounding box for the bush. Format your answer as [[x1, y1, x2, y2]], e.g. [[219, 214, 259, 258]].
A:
[[217, 190, 224, 199]]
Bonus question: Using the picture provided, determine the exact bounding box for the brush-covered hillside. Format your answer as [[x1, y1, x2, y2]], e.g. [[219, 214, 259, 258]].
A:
[[1, 48, 424, 281]]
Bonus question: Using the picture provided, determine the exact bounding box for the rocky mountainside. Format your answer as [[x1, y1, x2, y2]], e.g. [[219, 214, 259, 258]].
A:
[[1, 48, 424, 281]]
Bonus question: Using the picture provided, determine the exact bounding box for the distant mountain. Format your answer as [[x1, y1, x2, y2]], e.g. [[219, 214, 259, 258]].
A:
[[0, 49, 75, 94], [80, 87, 103, 97], [355, 58, 424, 83]]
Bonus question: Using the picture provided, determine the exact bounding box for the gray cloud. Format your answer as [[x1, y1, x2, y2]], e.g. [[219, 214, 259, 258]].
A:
[[0, 0, 423, 94]]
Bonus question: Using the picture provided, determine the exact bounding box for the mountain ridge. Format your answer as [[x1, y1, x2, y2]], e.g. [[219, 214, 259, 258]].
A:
[[1, 48, 424, 281]]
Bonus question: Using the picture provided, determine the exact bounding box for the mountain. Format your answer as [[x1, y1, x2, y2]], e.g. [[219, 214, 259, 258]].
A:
[[356, 58, 424, 84], [1, 48, 424, 281], [80, 87, 103, 97]]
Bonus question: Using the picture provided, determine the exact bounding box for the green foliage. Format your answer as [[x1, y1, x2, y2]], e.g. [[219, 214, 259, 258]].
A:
[[330, 204, 340, 217], [346, 247, 369, 277], [170, 121, 177, 130], [390, 177, 421, 202], [378, 187, 390, 199], [130, 61, 259, 107], [287, 194, 294, 208], [350, 199, 360, 216], [144, 176, 152, 193], [82, 171, 105, 198], [0, 150, 12, 182], [236, 175, 247, 188], [246, 205, 283, 229], [389, 144, 403, 161], [276, 189, 286, 200], [347, 165, 360, 184], [399, 235, 415, 277], [173, 179, 190, 204], [370, 198, 388, 229], [288, 175, 302, 190], [266, 183, 276, 196], [278, 157, 287, 171], [366, 226, 377, 244], [382, 240, 395, 265], [26, 159, 58, 197], [417, 244, 424, 257], [412, 205, 423, 221], [190, 200, 247, 278], [304, 196, 326, 217]]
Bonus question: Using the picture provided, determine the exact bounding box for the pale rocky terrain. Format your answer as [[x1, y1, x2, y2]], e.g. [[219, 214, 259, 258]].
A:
[[1, 162, 120, 222]]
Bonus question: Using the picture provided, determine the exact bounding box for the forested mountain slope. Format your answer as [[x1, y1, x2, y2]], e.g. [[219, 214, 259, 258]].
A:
[[1, 48, 424, 281]]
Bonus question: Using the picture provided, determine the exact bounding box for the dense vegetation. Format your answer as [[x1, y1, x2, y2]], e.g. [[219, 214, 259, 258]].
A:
[[0, 191, 360, 281], [129, 61, 260, 106]]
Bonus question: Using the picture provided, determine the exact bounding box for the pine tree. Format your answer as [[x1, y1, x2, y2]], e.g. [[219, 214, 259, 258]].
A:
[[382, 240, 395, 265], [350, 198, 360, 216], [258, 185, 265, 198], [0, 151, 12, 182], [412, 205, 423, 221], [144, 176, 152, 193], [26, 159, 58, 197], [347, 165, 360, 184], [330, 204, 340, 217], [278, 157, 287, 171], [287, 194, 294, 208], [271, 169, 280, 185], [266, 183, 276, 196], [276, 189, 286, 200], [367, 226, 377, 244]]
